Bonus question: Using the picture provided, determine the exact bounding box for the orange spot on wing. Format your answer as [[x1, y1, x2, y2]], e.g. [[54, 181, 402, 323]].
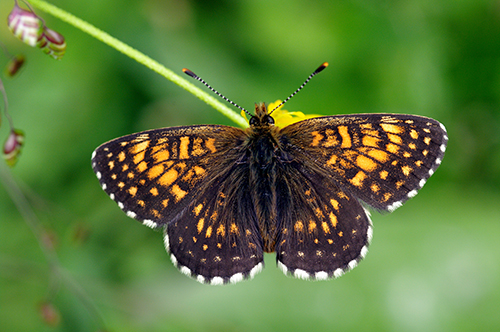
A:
[[205, 138, 217, 153], [401, 165, 413, 176], [338, 191, 349, 200], [362, 135, 381, 148], [386, 143, 400, 154], [387, 133, 402, 144], [193, 166, 205, 176], [330, 199, 340, 210], [367, 149, 389, 162], [148, 164, 164, 179], [356, 155, 378, 172], [197, 218, 205, 233], [171, 184, 187, 201], [381, 123, 404, 134], [294, 220, 304, 232], [230, 223, 239, 235], [159, 168, 178, 186], [133, 151, 145, 164], [193, 203, 203, 216], [349, 171, 367, 187], [338, 126, 352, 148], [128, 186, 137, 196], [308, 221, 317, 233], [205, 225, 212, 238], [137, 161, 148, 172], [216, 224, 225, 237], [153, 149, 170, 163], [329, 212, 338, 228], [322, 222, 331, 234], [311, 131, 323, 147], [179, 136, 190, 159], [130, 140, 150, 154]]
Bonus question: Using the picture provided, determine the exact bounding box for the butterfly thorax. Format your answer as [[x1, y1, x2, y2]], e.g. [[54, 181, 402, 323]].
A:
[[246, 103, 281, 160], [244, 103, 284, 252]]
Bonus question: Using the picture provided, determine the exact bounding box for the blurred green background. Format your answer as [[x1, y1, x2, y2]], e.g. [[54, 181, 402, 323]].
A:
[[1, 0, 499, 331]]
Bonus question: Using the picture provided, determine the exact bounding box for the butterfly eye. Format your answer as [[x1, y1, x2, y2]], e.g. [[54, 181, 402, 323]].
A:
[[264, 115, 275, 125], [249, 116, 258, 126]]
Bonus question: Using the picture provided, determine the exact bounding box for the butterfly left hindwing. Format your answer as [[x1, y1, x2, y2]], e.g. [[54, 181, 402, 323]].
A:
[[92, 124, 268, 284], [165, 163, 264, 284]]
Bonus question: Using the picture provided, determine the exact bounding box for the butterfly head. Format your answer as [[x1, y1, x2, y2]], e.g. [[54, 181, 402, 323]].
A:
[[249, 103, 275, 129]]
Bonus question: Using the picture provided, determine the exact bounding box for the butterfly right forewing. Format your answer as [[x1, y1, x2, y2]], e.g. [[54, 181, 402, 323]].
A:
[[280, 114, 448, 212]]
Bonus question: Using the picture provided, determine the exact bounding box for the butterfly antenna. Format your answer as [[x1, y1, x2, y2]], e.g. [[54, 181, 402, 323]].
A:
[[269, 62, 329, 115], [183, 68, 252, 117]]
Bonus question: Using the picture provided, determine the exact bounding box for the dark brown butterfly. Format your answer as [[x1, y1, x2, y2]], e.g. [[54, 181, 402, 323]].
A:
[[92, 63, 447, 284]]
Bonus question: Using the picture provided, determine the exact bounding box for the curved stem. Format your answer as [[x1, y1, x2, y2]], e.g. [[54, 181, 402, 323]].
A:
[[28, 0, 248, 128]]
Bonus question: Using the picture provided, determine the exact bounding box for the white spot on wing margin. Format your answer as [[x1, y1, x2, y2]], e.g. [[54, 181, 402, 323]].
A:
[[142, 219, 157, 228], [294, 269, 310, 280], [249, 262, 263, 279], [210, 277, 224, 285], [230, 273, 244, 284], [407, 190, 418, 198], [387, 200, 403, 212]]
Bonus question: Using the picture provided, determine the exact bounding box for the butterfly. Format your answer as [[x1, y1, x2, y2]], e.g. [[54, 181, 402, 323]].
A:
[[92, 63, 448, 285]]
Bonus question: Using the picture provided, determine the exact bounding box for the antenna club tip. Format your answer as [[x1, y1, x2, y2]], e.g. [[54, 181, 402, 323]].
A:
[[315, 62, 328, 73], [182, 68, 196, 78]]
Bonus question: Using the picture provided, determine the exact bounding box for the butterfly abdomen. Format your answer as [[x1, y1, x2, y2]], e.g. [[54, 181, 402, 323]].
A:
[[245, 131, 281, 252]]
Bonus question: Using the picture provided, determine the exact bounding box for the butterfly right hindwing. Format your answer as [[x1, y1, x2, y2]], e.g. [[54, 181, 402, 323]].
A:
[[274, 160, 372, 279]]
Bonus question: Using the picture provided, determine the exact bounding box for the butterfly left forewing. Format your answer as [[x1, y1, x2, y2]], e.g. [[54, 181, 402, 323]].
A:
[[91, 124, 245, 228], [280, 114, 448, 212]]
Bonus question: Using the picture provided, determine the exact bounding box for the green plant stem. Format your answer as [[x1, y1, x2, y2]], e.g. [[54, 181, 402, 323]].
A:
[[28, 0, 248, 128]]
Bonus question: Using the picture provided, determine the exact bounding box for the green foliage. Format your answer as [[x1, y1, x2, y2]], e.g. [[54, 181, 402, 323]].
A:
[[1, 0, 499, 331]]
